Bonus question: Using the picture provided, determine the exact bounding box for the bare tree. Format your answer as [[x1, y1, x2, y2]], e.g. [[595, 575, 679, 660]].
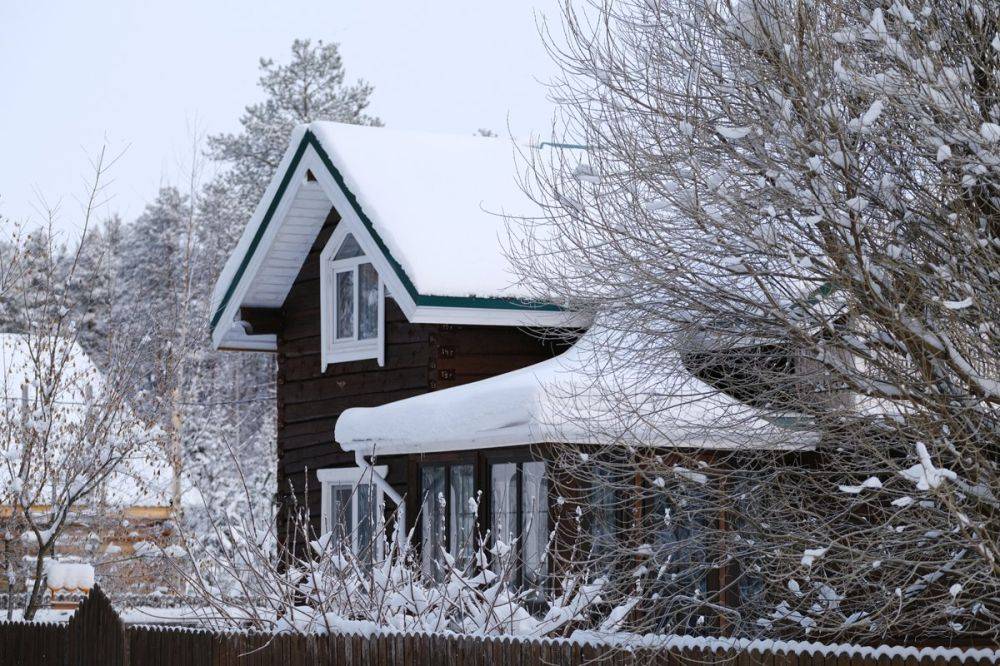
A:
[[509, 0, 998, 644], [0, 153, 165, 619]]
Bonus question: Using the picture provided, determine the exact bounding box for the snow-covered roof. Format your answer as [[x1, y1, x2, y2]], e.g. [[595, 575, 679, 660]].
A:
[[334, 326, 816, 455], [0, 333, 172, 508], [211, 122, 584, 350]]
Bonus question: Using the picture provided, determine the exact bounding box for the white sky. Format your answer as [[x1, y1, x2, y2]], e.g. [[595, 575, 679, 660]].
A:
[[0, 0, 564, 238]]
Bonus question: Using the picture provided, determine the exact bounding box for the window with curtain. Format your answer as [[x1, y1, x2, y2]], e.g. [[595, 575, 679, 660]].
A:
[[489, 460, 548, 593], [317, 466, 386, 567], [647, 486, 712, 631], [420, 463, 475, 581], [320, 231, 385, 368]]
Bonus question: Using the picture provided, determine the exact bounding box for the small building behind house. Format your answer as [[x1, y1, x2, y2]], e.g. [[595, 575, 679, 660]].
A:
[[0, 333, 177, 602]]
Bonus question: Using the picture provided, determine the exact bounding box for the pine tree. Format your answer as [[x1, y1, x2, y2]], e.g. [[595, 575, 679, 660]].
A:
[[65, 216, 122, 365], [115, 187, 191, 404], [207, 38, 380, 217]]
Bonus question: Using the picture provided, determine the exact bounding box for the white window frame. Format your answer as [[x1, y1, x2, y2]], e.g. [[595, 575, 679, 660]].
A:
[[319, 225, 385, 370], [317, 465, 388, 558]]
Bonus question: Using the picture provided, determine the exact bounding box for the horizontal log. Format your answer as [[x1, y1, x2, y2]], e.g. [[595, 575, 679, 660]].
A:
[[282, 388, 426, 423], [279, 342, 430, 379], [282, 365, 429, 404]]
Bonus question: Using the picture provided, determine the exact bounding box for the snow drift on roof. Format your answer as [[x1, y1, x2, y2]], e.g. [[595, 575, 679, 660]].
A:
[[309, 122, 548, 299], [334, 326, 815, 455], [211, 122, 569, 321]]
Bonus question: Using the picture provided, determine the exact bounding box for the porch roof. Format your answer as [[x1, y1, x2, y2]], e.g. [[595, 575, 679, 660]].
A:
[[334, 326, 816, 456]]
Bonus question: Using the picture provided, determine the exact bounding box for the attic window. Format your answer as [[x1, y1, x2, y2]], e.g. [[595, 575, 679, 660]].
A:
[[320, 231, 385, 369]]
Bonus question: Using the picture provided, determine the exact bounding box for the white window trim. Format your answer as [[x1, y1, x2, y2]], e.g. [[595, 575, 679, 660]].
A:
[[317, 465, 388, 557], [319, 224, 386, 370]]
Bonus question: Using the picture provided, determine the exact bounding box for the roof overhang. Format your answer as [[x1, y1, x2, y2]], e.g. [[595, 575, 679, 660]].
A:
[[334, 327, 819, 457], [211, 129, 585, 351]]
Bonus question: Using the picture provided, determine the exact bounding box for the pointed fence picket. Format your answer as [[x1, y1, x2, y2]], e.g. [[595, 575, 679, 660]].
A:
[[0, 586, 996, 665]]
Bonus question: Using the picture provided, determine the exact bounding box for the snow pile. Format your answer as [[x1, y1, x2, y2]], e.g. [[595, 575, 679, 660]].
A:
[[336, 325, 816, 454], [44, 560, 95, 591]]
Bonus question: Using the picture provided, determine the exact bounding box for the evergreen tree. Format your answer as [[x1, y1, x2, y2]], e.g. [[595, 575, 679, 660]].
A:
[[115, 187, 192, 406], [65, 216, 122, 364], [5, 230, 67, 334], [207, 38, 380, 216]]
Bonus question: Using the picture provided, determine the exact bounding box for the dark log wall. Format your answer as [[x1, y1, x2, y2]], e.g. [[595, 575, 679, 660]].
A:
[[275, 210, 565, 535]]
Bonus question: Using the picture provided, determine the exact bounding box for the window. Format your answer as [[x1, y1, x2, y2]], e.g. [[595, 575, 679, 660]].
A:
[[490, 460, 548, 592], [317, 466, 387, 565], [729, 475, 765, 607], [585, 465, 621, 564], [320, 231, 385, 369], [419, 463, 476, 581]]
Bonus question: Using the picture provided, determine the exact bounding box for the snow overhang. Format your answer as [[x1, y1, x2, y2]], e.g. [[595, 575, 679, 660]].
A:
[[210, 123, 587, 351], [335, 327, 818, 456]]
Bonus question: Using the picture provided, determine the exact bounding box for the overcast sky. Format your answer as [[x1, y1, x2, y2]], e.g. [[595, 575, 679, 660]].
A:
[[0, 1, 563, 238]]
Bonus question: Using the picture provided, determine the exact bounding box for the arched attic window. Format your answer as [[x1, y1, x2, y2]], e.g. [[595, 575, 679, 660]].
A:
[[320, 231, 385, 369]]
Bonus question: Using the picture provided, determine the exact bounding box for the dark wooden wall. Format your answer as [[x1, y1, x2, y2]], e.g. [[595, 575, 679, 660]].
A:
[[275, 210, 564, 536]]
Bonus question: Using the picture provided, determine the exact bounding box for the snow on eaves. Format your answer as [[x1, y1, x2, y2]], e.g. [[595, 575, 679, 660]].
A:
[[335, 326, 815, 455], [211, 122, 564, 322]]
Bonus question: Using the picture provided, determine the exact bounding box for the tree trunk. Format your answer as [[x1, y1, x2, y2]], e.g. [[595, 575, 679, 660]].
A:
[[23, 540, 51, 621]]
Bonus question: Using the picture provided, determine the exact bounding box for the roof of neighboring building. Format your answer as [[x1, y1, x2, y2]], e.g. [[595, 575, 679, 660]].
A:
[[334, 326, 816, 456], [0, 333, 172, 508], [211, 122, 586, 350]]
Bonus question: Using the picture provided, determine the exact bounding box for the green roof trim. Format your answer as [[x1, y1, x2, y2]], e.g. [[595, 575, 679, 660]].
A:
[[210, 133, 312, 330], [211, 130, 562, 334]]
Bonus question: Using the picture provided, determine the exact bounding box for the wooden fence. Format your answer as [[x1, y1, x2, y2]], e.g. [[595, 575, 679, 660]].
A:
[[0, 586, 995, 665]]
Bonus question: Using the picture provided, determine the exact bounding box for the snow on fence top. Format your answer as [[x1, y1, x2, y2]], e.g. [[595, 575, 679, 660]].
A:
[[336, 325, 816, 454], [563, 632, 1000, 662]]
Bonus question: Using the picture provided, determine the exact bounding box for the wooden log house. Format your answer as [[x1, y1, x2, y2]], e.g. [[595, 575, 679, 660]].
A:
[[209, 122, 813, 598]]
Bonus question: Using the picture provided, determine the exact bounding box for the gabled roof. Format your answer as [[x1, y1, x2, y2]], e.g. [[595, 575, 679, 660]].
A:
[[211, 122, 585, 350], [334, 326, 816, 455]]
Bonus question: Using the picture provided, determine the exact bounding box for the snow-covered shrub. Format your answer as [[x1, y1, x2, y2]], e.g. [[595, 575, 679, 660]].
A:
[[1, 206, 167, 620], [169, 488, 628, 638]]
